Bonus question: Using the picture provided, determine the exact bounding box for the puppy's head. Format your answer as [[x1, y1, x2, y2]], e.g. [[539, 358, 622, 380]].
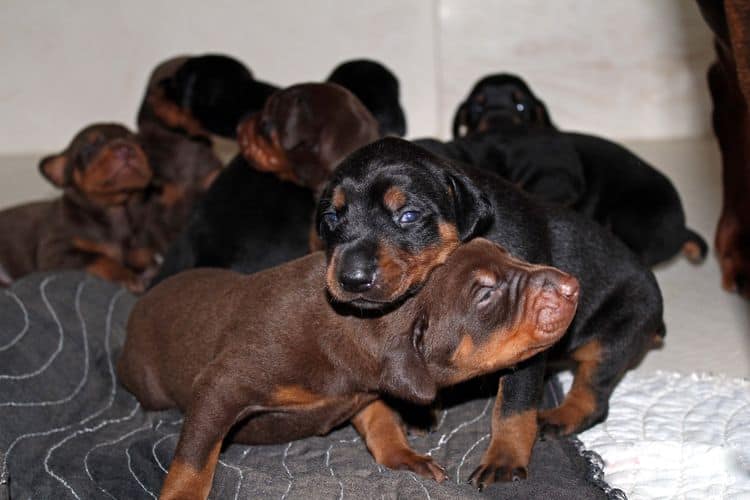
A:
[[414, 238, 578, 385], [453, 73, 552, 138], [39, 123, 152, 206], [318, 138, 493, 309], [238, 83, 380, 190], [377, 238, 577, 404], [327, 59, 407, 137]]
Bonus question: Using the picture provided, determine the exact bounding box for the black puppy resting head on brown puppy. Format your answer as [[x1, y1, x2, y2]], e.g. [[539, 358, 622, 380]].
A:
[[317, 138, 664, 488], [239, 82, 380, 191], [118, 238, 578, 499], [0, 123, 154, 290], [453, 73, 552, 138]]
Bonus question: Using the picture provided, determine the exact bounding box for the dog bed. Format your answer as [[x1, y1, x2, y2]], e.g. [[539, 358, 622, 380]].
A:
[[0, 271, 615, 499], [561, 371, 750, 499]]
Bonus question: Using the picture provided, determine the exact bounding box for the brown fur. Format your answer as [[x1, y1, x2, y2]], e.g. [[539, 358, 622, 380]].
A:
[[239, 83, 380, 191], [0, 124, 155, 291], [118, 239, 578, 499], [699, 0, 750, 298]]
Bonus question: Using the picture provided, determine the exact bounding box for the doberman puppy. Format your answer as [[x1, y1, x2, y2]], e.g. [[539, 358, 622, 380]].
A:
[[452, 73, 553, 139], [316, 138, 664, 489], [697, 0, 750, 298], [149, 83, 379, 286], [0, 124, 155, 291], [327, 59, 407, 137], [442, 72, 708, 266], [118, 238, 579, 499], [137, 54, 278, 139]]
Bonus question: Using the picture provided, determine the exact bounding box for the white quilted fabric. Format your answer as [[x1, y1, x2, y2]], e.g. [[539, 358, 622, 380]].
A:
[[560, 371, 750, 499]]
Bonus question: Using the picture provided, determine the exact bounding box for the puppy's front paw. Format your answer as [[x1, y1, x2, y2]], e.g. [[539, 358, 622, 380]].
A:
[[383, 449, 447, 482], [468, 461, 527, 490]]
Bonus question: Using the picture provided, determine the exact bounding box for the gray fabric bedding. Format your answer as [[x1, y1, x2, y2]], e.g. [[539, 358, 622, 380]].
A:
[[0, 271, 616, 499]]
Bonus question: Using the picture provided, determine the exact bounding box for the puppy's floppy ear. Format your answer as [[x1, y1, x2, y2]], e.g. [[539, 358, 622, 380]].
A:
[[452, 101, 469, 139], [39, 154, 69, 188], [445, 169, 493, 241], [379, 314, 436, 405], [534, 97, 554, 128]]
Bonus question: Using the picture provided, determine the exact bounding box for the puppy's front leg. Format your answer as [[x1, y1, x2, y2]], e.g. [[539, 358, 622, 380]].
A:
[[352, 399, 446, 482], [469, 359, 545, 490], [160, 367, 260, 500]]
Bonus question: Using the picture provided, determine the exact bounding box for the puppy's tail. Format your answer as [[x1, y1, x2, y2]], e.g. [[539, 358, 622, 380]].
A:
[[682, 228, 708, 264]]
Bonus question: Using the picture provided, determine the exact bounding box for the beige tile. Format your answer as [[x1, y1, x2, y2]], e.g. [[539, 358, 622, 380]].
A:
[[437, 0, 715, 140]]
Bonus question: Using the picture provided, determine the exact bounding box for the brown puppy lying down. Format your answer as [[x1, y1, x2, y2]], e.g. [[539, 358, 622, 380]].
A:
[[118, 238, 579, 499], [0, 123, 155, 291]]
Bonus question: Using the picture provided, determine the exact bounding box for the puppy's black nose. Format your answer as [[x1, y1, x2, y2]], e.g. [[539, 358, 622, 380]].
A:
[[339, 268, 375, 293]]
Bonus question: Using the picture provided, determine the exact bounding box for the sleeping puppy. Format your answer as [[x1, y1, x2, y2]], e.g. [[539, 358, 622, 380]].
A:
[[453, 73, 552, 139], [316, 138, 664, 489], [118, 239, 578, 499], [149, 83, 379, 286], [137, 54, 279, 139], [327, 59, 407, 137], [445, 73, 707, 266], [0, 124, 155, 291]]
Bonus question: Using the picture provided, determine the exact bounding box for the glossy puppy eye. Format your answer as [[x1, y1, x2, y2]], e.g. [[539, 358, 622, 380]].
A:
[[398, 211, 420, 224], [515, 103, 526, 112], [323, 212, 339, 225]]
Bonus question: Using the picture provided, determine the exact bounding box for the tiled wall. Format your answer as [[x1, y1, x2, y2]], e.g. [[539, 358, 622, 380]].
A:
[[0, 0, 714, 155]]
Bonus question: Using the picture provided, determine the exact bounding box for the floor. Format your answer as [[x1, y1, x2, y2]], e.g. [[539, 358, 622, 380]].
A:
[[0, 135, 747, 378]]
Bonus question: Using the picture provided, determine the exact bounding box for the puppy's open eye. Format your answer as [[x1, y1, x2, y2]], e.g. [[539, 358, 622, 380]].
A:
[[323, 212, 339, 225], [398, 211, 421, 224], [515, 103, 526, 112]]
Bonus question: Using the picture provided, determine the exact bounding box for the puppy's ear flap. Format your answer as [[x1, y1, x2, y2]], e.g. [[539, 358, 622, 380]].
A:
[[452, 101, 469, 139], [379, 314, 436, 405], [39, 154, 69, 188], [534, 98, 554, 128], [445, 170, 493, 241]]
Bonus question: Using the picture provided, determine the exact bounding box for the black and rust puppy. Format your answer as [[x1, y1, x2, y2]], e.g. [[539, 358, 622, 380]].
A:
[[0, 124, 155, 291], [137, 54, 278, 139], [452, 73, 553, 139], [327, 59, 407, 137], [150, 83, 380, 286], [118, 238, 579, 499], [446, 72, 707, 266], [316, 138, 664, 489]]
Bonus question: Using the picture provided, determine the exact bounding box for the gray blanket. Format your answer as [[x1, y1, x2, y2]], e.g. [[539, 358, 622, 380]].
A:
[[0, 272, 618, 499]]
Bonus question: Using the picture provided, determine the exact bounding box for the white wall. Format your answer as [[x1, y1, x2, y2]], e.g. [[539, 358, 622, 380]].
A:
[[0, 0, 714, 156]]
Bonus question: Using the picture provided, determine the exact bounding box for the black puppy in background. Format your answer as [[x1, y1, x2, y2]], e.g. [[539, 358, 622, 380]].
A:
[[453, 73, 553, 138], [138, 54, 279, 139], [436, 72, 707, 266], [327, 59, 407, 137]]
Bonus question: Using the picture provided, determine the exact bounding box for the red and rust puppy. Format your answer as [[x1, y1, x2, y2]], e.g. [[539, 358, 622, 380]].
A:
[[150, 83, 379, 286], [0, 123, 155, 291], [697, 0, 750, 299], [117, 238, 578, 499], [316, 138, 664, 489]]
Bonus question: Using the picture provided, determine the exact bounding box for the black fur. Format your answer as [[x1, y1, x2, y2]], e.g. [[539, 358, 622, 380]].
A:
[[150, 155, 314, 286], [327, 59, 407, 137], [317, 137, 664, 448]]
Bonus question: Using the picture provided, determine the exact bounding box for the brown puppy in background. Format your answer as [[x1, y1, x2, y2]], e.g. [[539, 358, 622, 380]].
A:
[[0, 123, 154, 291], [118, 239, 579, 500], [149, 83, 380, 285]]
